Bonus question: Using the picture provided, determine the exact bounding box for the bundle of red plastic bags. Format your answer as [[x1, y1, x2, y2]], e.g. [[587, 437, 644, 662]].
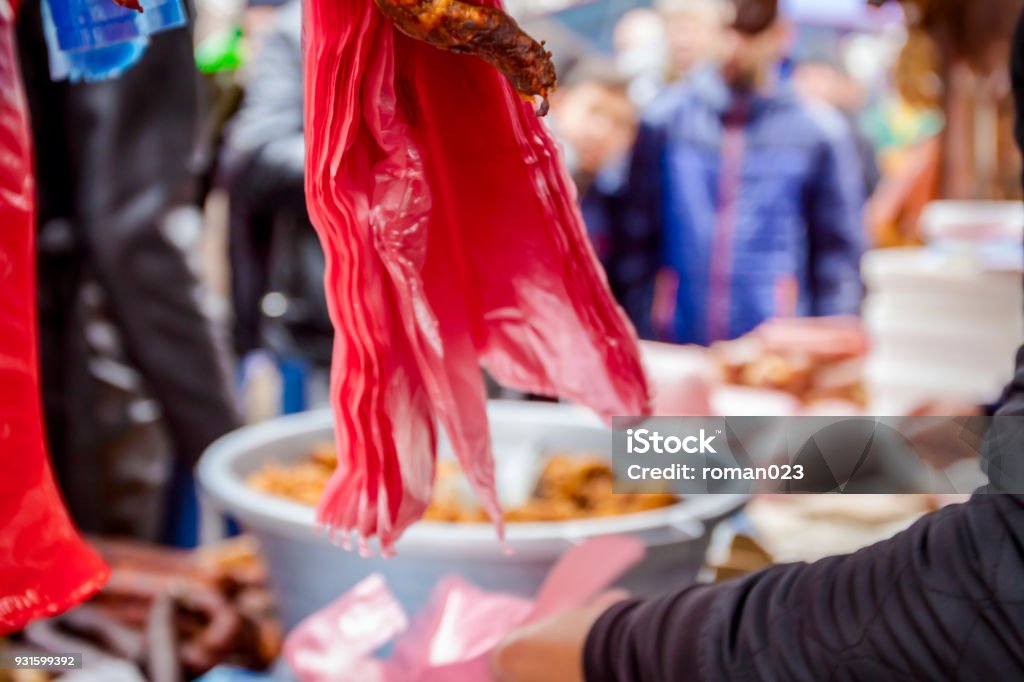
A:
[[0, 3, 109, 635], [303, 0, 651, 552]]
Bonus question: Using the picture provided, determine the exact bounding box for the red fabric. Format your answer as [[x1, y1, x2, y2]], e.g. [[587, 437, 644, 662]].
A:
[[303, 0, 651, 552], [0, 12, 109, 634]]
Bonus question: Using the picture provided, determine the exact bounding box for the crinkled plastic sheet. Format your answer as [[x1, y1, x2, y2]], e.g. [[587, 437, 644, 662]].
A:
[[283, 537, 645, 681], [303, 0, 652, 553], [0, 6, 109, 635]]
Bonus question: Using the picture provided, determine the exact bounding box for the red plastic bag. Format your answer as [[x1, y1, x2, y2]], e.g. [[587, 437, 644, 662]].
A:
[[303, 0, 651, 552], [0, 7, 109, 635], [283, 536, 645, 681]]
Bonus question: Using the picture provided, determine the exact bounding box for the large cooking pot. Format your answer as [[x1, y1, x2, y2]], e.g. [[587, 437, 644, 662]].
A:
[[197, 401, 747, 629]]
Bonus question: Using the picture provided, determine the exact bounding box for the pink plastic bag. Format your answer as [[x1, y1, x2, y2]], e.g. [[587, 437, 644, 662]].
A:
[[283, 536, 645, 682], [0, 6, 109, 635], [303, 0, 651, 554]]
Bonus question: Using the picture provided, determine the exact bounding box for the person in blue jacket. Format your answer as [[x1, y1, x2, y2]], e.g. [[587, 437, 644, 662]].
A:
[[633, 0, 866, 345]]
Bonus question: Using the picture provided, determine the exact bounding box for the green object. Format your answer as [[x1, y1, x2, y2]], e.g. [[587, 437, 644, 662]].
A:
[[860, 97, 945, 153], [196, 26, 245, 74]]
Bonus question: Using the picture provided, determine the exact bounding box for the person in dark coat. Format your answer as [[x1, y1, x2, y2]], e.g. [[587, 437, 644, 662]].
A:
[[16, 1, 240, 543], [221, 0, 334, 381], [549, 57, 656, 339], [489, 12, 1024, 680]]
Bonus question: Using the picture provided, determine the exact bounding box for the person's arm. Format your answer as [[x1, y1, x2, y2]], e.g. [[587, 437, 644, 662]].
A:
[[491, 493, 1024, 682], [804, 108, 866, 316], [583, 493, 1024, 681], [581, 24, 1024, 676], [493, 15, 1024, 682]]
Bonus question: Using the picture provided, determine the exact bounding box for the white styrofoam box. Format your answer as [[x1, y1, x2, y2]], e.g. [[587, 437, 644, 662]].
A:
[[920, 200, 1024, 244], [862, 295, 1022, 335], [862, 248, 1024, 299], [862, 245, 1024, 413], [864, 358, 1011, 413], [865, 325, 1020, 375]]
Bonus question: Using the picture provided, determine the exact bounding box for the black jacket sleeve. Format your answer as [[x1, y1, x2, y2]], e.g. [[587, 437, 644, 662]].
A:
[[586, 495, 1024, 681], [584, 12, 1024, 681]]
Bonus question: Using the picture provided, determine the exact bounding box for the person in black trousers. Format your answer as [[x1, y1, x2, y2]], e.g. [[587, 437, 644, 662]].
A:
[[16, 1, 240, 543]]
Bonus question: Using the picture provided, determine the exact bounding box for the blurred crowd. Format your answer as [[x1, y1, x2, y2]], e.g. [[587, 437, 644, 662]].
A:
[[12, 0, 957, 544], [221, 0, 914, 365]]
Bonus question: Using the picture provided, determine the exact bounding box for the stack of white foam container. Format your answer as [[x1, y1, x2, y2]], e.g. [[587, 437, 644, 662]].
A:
[[862, 202, 1024, 414]]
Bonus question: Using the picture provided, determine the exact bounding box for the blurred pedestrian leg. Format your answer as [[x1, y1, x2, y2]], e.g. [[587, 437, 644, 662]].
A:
[[17, 1, 241, 544]]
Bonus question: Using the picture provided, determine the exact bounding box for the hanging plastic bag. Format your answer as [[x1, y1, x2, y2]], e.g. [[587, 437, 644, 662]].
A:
[[283, 536, 645, 682], [0, 3, 109, 635], [304, 0, 652, 554]]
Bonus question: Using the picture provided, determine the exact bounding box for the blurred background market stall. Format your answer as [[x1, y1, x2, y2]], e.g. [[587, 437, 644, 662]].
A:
[[5, 0, 1024, 679]]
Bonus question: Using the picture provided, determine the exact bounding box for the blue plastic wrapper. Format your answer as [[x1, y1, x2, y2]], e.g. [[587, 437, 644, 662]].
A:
[[42, 0, 149, 82], [48, 0, 185, 51], [41, 0, 185, 82]]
